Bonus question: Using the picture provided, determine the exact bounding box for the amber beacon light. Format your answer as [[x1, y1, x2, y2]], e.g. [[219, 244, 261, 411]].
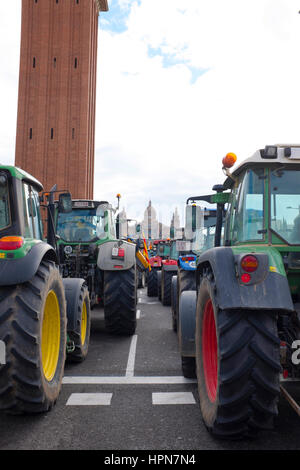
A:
[[222, 152, 237, 169]]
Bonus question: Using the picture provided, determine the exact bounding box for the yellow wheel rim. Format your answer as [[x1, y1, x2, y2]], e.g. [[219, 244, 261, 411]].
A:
[[41, 290, 61, 382], [81, 301, 87, 345]]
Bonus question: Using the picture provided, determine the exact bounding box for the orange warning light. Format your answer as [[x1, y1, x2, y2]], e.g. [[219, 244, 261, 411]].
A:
[[222, 152, 237, 169]]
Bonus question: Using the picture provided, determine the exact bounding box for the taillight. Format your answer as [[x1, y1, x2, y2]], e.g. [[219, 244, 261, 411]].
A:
[[241, 255, 258, 273], [0, 236, 24, 251], [241, 273, 251, 284], [112, 247, 125, 260], [182, 256, 195, 262]]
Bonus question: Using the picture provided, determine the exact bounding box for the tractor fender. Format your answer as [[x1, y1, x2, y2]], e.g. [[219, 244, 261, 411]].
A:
[[97, 240, 136, 271], [196, 246, 294, 312], [178, 290, 196, 357], [0, 242, 57, 286], [62, 277, 87, 332]]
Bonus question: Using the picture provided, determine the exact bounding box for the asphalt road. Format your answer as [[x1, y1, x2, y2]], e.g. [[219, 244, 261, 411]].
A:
[[1, 287, 300, 453]]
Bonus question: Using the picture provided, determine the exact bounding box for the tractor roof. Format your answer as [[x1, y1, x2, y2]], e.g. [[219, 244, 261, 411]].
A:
[[224, 144, 300, 188], [0, 165, 43, 192]]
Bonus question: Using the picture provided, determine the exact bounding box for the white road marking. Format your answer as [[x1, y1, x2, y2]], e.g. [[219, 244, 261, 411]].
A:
[[152, 392, 196, 405], [126, 334, 138, 377], [63, 376, 197, 385], [136, 309, 141, 319], [138, 298, 142, 303], [144, 301, 160, 305], [66, 393, 113, 406]]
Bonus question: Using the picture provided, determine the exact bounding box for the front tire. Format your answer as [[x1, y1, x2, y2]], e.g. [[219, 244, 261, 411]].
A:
[[157, 271, 162, 301], [64, 280, 91, 363], [196, 274, 281, 439]]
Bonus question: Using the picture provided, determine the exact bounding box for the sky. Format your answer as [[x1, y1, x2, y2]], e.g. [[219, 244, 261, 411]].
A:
[[0, 1, 300, 227]]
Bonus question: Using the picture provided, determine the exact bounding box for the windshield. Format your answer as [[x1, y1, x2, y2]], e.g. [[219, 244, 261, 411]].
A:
[[270, 168, 300, 244], [0, 173, 11, 231], [232, 168, 265, 243], [170, 241, 179, 260], [156, 242, 170, 257], [57, 207, 108, 242]]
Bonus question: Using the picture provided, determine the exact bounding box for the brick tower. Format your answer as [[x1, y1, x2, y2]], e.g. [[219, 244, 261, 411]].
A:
[[15, 0, 108, 199]]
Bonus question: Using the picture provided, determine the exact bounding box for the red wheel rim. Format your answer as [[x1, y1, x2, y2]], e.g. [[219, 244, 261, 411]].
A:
[[202, 299, 218, 402]]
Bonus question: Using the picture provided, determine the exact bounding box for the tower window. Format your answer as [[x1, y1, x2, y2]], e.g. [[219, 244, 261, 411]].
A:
[[74, 58, 78, 69], [50, 128, 54, 140], [33, 57, 36, 68], [29, 128, 33, 140], [72, 128, 75, 139], [53, 57, 57, 68]]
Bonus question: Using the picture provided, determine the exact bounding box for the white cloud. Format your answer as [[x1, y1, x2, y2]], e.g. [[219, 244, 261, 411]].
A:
[[0, 1, 299, 227], [96, 0, 300, 223]]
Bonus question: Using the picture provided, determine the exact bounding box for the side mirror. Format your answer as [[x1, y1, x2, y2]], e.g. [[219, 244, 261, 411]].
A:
[[58, 192, 72, 213], [184, 204, 204, 241], [136, 224, 141, 233]]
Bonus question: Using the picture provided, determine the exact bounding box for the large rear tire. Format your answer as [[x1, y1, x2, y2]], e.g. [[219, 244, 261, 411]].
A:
[[147, 269, 158, 297], [103, 267, 137, 336], [195, 273, 281, 439], [0, 260, 67, 414], [161, 269, 174, 306], [177, 269, 196, 315], [171, 275, 178, 331]]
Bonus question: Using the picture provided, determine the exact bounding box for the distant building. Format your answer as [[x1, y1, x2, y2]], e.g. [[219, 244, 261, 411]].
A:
[[140, 200, 170, 240], [170, 207, 182, 239], [15, 0, 108, 198]]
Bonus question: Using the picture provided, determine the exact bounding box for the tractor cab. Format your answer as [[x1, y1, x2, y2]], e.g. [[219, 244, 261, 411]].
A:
[[56, 200, 115, 244], [0, 166, 44, 244], [220, 146, 300, 296]]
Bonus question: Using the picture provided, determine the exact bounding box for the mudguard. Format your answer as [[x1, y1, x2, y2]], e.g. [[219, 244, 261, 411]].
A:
[[0, 242, 57, 286], [62, 277, 87, 331], [97, 240, 136, 271], [196, 246, 294, 312], [178, 290, 197, 357]]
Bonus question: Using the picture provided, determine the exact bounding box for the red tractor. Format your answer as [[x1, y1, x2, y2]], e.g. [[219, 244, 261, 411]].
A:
[[146, 239, 171, 297], [160, 239, 179, 306]]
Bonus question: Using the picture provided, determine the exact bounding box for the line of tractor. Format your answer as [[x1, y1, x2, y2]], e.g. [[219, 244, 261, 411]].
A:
[[146, 144, 300, 440], [1, 143, 300, 442]]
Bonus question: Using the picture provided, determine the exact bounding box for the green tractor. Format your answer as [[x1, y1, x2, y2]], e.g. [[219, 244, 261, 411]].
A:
[[0, 166, 90, 414], [179, 145, 300, 439], [54, 198, 137, 336]]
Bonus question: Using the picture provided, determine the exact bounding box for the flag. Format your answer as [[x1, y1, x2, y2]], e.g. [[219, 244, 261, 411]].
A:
[[142, 232, 151, 271]]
